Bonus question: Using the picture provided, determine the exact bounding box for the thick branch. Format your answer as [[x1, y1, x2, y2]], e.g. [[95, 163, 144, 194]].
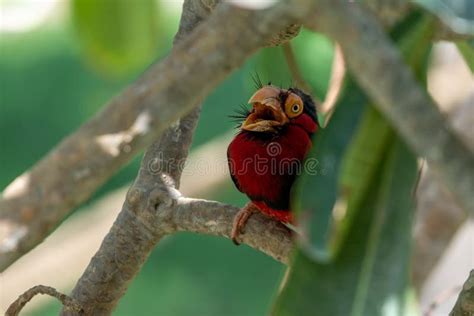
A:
[[450, 270, 474, 316], [305, 1, 474, 213], [173, 198, 292, 263]]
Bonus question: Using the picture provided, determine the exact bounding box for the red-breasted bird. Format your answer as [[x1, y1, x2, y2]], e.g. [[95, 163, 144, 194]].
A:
[[227, 84, 319, 244]]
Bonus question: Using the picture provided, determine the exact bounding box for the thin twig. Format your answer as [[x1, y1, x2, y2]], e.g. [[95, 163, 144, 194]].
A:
[[6, 285, 83, 316], [282, 41, 346, 127], [412, 159, 425, 199], [321, 43, 345, 127]]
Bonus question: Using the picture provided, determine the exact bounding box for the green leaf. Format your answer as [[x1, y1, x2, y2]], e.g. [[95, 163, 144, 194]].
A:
[[331, 106, 394, 256], [273, 140, 418, 316], [72, 0, 159, 77], [414, 0, 474, 35], [457, 40, 474, 72]]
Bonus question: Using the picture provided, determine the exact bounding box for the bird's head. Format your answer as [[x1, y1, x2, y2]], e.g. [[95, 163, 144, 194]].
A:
[[240, 85, 319, 135]]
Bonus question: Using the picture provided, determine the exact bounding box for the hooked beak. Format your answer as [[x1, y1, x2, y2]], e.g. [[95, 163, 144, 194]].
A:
[[241, 86, 289, 132]]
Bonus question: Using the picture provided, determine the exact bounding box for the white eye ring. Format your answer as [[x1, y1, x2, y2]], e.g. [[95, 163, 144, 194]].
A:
[[292, 104, 301, 113]]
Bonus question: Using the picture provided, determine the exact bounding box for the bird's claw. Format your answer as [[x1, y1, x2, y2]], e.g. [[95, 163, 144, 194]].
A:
[[231, 203, 258, 245]]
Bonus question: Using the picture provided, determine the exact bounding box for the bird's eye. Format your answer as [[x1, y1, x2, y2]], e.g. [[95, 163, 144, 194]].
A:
[[284, 93, 304, 118]]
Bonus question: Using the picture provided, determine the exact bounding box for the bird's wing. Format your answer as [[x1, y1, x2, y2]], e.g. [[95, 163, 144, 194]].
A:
[[227, 146, 244, 193]]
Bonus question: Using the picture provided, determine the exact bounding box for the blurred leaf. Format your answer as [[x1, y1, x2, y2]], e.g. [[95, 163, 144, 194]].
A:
[[292, 78, 368, 261], [457, 40, 474, 71], [72, 0, 159, 77], [272, 12, 432, 316], [273, 139, 418, 316], [414, 0, 474, 35], [293, 12, 433, 259]]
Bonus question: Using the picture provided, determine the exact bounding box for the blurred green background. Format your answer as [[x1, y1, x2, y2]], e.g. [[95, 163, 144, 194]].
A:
[[0, 0, 334, 314]]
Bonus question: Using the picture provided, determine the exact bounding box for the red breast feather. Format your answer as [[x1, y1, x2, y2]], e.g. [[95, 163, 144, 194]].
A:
[[227, 123, 313, 222]]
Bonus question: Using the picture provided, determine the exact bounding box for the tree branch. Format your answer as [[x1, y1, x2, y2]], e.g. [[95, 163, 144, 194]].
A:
[[305, 1, 474, 213], [6, 285, 83, 316], [364, 0, 473, 41], [172, 198, 292, 263], [450, 270, 474, 316], [62, 189, 292, 316], [413, 95, 474, 289]]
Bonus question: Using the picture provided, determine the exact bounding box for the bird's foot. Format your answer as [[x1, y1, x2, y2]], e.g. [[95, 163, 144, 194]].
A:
[[231, 203, 259, 245]]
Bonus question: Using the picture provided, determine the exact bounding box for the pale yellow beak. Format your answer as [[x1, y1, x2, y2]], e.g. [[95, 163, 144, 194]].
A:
[[241, 86, 289, 132]]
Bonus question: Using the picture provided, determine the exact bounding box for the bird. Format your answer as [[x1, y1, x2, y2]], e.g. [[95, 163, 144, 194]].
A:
[[227, 83, 319, 244]]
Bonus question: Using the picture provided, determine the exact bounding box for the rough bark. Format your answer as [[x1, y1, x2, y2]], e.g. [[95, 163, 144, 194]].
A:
[[450, 270, 474, 316]]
